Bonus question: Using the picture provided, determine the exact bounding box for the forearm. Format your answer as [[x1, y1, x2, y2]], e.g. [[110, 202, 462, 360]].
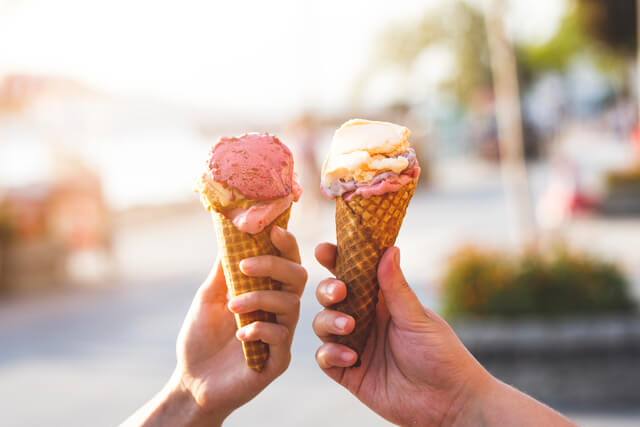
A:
[[454, 376, 576, 427], [120, 371, 226, 427]]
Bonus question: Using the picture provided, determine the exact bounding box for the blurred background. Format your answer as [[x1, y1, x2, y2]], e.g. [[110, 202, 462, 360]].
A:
[[0, 0, 639, 425]]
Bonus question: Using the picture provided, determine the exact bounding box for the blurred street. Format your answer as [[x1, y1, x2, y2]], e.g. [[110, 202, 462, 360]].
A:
[[1, 166, 639, 427], [2, 1, 640, 425]]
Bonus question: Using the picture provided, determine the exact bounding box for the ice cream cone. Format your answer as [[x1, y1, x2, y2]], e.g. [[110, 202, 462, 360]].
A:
[[332, 179, 417, 364], [197, 132, 301, 372], [213, 206, 292, 372]]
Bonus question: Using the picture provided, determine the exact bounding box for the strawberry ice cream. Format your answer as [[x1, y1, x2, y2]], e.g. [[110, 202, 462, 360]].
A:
[[227, 179, 302, 234], [197, 132, 301, 234]]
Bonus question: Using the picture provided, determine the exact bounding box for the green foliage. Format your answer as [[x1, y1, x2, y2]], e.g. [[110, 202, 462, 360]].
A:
[[518, 1, 630, 81], [367, 1, 492, 103], [0, 205, 12, 244], [518, 9, 587, 75], [442, 245, 636, 319], [362, 0, 635, 104]]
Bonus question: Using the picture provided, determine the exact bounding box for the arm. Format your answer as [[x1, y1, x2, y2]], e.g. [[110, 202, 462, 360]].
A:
[[452, 377, 575, 427], [121, 226, 307, 427], [313, 244, 575, 427], [121, 371, 224, 427]]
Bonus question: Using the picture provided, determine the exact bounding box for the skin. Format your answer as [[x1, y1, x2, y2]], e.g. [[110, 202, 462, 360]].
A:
[[313, 243, 576, 427], [121, 229, 576, 427], [120, 226, 307, 427]]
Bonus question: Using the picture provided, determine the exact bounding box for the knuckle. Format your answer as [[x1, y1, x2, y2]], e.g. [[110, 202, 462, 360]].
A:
[[299, 267, 309, 286], [251, 320, 265, 333], [311, 313, 323, 333], [315, 345, 331, 368], [245, 322, 258, 337], [237, 292, 256, 309], [397, 278, 410, 290], [281, 228, 295, 245], [278, 325, 290, 342], [284, 351, 292, 368], [264, 256, 274, 272], [249, 292, 263, 308], [291, 295, 301, 312]]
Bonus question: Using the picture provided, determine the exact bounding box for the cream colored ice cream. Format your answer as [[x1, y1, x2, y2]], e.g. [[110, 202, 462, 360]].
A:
[[321, 119, 412, 188], [321, 119, 419, 200]]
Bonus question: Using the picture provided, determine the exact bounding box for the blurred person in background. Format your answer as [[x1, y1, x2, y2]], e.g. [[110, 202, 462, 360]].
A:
[[313, 244, 576, 427], [287, 113, 323, 209], [121, 226, 307, 426]]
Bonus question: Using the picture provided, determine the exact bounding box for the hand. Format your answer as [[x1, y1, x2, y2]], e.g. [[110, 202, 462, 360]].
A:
[[313, 244, 490, 426], [122, 226, 307, 427]]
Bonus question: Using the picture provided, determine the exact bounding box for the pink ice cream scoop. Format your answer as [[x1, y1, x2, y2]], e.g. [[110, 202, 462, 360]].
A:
[[209, 132, 294, 200], [202, 132, 301, 234], [228, 178, 302, 234]]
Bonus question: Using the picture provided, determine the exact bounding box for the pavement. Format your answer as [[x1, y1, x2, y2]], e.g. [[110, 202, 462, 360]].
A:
[[1, 166, 639, 426]]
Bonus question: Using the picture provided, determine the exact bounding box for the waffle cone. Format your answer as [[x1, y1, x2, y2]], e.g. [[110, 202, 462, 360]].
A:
[[213, 206, 291, 372], [332, 180, 417, 364]]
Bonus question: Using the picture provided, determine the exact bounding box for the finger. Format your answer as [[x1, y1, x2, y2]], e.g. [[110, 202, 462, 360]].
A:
[[270, 226, 301, 264], [240, 256, 307, 295], [316, 278, 347, 307], [378, 247, 426, 324], [236, 321, 289, 346], [316, 342, 357, 369], [228, 290, 300, 330], [314, 243, 337, 274], [312, 309, 354, 341], [196, 258, 228, 304]]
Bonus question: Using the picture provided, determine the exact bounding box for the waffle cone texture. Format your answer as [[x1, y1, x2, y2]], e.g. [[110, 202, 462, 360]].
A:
[[332, 180, 417, 364], [213, 206, 291, 372]]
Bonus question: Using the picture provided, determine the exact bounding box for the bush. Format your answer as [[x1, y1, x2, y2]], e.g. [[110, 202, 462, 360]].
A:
[[0, 206, 12, 244], [442, 245, 636, 319], [605, 165, 640, 191]]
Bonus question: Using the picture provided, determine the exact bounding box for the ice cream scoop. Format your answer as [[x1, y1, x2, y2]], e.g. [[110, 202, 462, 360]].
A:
[[321, 119, 420, 200], [198, 132, 301, 234]]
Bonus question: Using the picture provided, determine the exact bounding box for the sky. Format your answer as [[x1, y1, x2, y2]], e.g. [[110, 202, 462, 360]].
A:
[[0, 0, 567, 119]]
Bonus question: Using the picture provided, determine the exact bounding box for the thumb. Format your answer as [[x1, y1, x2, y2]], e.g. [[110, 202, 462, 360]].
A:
[[197, 257, 229, 304], [377, 247, 425, 323]]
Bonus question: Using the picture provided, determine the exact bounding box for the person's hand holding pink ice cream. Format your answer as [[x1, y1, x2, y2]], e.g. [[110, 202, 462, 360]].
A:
[[121, 133, 306, 427]]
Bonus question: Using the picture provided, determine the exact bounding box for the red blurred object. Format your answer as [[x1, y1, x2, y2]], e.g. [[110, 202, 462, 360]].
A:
[[3, 176, 109, 249], [566, 189, 596, 213]]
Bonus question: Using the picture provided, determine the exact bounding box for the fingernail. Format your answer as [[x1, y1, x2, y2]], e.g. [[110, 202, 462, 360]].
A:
[[327, 282, 337, 296], [393, 247, 400, 265], [334, 317, 348, 331], [227, 298, 241, 312], [341, 352, 355, 362], [239, 259, 253, 273], [273, 225, 284, 236]]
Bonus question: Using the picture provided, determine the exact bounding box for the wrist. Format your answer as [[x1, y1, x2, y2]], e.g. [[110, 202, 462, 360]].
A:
[[158, 371, 229, 427], [442, 363, 497, 427]]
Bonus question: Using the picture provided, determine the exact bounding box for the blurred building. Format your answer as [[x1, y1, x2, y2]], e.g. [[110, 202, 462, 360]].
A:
[[0, 74, 111, 293]]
